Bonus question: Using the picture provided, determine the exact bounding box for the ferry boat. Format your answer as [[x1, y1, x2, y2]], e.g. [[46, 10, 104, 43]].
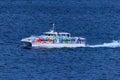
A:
[[21, 24, 86, 48]]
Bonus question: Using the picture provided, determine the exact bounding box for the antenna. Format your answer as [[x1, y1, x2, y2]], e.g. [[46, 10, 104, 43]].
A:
[[52, 23, 55, 32], [50, 23, 55, 32]]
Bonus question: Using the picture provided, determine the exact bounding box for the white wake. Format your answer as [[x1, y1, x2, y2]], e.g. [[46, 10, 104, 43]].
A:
[[87, 40, 120, 48]]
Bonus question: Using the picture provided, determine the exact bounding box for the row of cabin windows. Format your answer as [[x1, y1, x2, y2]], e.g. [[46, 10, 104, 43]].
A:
[[45, 34, 70, 37], [45, 34, 56, 36], [58, 34, 70, 37]]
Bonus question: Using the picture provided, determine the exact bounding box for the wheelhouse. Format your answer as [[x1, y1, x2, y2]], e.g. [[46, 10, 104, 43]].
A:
[[58, 32, 71, 37], [44, 31, 57, 36]]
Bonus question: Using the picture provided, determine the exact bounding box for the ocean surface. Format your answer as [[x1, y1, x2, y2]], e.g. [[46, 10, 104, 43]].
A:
[[0, 0, 120, 80]]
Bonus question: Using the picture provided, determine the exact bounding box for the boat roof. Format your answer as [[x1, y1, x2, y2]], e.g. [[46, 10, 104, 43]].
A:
[[58, 32, 70, 35], [44, 31, 70, 35], [79, 37, 86, 40], [44, 31, 57, 34]]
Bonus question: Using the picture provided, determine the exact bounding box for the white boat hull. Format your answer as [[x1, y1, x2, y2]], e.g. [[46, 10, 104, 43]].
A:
[[31, 43, 86, 48]]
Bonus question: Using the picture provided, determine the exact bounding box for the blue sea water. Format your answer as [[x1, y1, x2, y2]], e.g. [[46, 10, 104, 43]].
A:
[[0, 0, 120, 80]]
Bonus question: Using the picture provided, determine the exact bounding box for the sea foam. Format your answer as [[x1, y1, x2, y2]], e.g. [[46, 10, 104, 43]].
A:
[[87, 40, 120, 48]]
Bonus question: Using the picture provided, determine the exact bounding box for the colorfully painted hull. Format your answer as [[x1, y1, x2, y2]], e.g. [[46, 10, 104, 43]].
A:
[[23, 42, 86, 48]]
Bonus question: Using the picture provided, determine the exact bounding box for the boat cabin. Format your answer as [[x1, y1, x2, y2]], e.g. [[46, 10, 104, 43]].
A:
[[44, 31, 71, 37], [58, 32, 70, 37], [44, 31, 57, 36]]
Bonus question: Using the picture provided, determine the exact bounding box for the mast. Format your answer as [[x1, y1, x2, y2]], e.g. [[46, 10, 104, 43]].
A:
[[52, 23, 55, 32], [50, 23, 55, 32]]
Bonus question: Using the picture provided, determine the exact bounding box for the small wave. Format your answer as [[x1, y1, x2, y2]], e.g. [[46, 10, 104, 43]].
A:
[[87, 40, 120, 48]]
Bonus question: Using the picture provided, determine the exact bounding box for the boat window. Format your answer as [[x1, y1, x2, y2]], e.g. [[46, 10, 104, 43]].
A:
[[67, 34, 70, 37], [62, 34, 65, 36], [58, 33, 70, 37], [51, 34, 56, 36], [45, 34, 56, 36], [45, 34, 49, 36], [63, 34, 70, 37], [58, 34, 61, 36]]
